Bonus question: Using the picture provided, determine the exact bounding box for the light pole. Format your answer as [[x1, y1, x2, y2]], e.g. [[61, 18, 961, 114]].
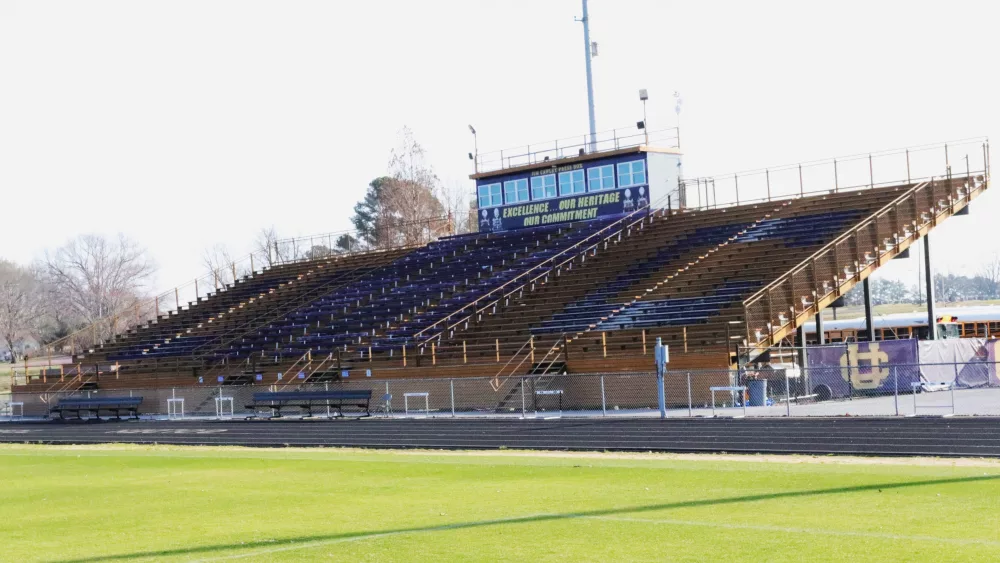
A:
[[468, 125, 478, 173], [576, 0, 597, 152], [639, 89, 649, 145]]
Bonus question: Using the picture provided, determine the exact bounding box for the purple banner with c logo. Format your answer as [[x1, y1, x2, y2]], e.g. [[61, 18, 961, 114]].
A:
[[806, 340, 918, 399]]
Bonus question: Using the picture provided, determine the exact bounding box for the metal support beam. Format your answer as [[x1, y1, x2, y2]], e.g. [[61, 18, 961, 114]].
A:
[[924, 233, 937, 340], [796, 325, 807, 368], [863, 278, 875, 342], [815, 312, 825, 345]]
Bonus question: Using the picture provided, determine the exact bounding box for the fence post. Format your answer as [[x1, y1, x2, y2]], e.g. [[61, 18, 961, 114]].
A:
[[600, 375, 607, 416], [785, 372, 791, 417], [894, 366, 899, 416], [450, 379, 456, 417], [520, 377, 526, 419], [687, 372, 692, 417], [326, 382, 331, 418]]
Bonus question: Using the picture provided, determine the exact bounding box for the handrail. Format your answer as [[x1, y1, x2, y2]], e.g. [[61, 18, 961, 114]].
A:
[[476, 126, 680, 174], [744, 171, 988, 348], [489, 335, 565, 392], [412, 189, 678, 344], [743, 180, 932, 305], [489, 337, 534, 391], [679, 138, 989, 213], [576, 198, 796, 337]]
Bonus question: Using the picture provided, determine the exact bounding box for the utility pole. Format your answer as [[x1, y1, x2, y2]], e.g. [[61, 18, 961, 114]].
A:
[[578, 0, 597, 152]]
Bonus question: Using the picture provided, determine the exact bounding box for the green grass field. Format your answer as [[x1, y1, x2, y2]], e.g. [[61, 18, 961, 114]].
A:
[[2, 445, 1000, 562]]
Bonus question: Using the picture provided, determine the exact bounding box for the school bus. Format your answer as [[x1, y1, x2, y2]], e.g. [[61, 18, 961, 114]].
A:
[[802, 306, 1000, 344]]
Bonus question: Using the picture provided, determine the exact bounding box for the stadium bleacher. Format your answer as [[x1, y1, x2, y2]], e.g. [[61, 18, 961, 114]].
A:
[[14, 172, 986, 394]]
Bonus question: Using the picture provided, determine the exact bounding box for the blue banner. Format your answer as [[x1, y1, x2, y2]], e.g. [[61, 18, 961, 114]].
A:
[[477, 186, 649, 232]]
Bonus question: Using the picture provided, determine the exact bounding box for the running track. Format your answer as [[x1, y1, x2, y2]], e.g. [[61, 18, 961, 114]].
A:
[[2, 417, 1000, 457]]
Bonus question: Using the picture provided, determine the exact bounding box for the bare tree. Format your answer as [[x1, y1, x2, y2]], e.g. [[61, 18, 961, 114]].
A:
[[202, 244, 250, 289], [980, 253, 1000, 299], [40, 234, 156, 343], [253, 227, 291, 268], [0, 260, 43, 361], [441, 181, 471, 235]]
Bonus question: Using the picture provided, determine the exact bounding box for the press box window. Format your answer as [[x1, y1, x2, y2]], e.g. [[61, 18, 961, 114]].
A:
[[617, 160, 647, 187], [588, 165, 615, 192], [504, 179, 530, 204], [478, 183, 502, 208], [531, 174, 557, 200], [559, 169, 585, 196]]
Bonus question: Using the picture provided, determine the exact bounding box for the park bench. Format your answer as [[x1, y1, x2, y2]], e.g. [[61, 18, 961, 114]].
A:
[[49, 397, 143, 420], [246, 390, 372, 419]]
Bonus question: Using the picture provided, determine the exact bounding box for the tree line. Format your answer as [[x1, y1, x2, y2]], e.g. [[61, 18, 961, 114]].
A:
[[838, 255, 1000, 307], [0, 234, 155, 361]]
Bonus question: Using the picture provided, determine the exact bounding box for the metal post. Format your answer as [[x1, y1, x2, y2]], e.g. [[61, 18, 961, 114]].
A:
[[894, 366, 899, 416], [816, 312, 825, 345], [863, 277, 875, 342], [834, 159, 839, 192], [580, 0, 597, 152], [450, 379, 456, 417], [785, 372, 791, 417], [925, 233, 937, 340], [868, 154, 874, 188], [655, 337, 666, 419], [734, 174, 740, 205], [658, 372, 666, 419], [600, 375, 606, 416], [326, 382, 331, 418], [765, 169, 771, 201], [520, 377, 526, 418], [687, 372, 692, 417], [798, 164, 804, 197], [906, 149, 911, 184]]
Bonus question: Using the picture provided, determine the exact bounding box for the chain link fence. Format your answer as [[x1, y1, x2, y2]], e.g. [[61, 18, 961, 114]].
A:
[[4, 361, 1000, 421]]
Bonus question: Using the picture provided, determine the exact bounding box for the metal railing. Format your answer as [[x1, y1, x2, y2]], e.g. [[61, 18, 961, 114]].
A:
[[744, 171, 989, 350], [411, 190, 679, 347], [7, 360, 1000, 420], [679, 138, 989, 210], [475, 126, 680, 174]]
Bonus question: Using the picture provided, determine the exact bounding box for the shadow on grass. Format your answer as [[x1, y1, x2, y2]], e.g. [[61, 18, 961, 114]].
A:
[[54, 474, 1000, 562]]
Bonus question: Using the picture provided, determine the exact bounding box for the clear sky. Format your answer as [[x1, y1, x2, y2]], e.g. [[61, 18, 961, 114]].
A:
[[1, 0, 996, 293]]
